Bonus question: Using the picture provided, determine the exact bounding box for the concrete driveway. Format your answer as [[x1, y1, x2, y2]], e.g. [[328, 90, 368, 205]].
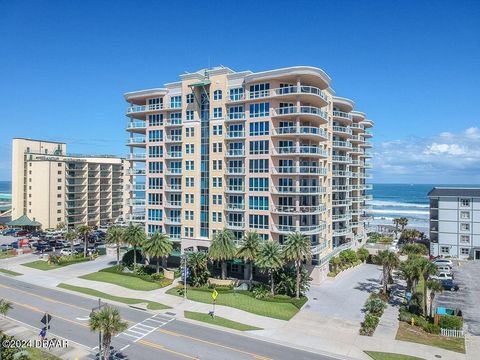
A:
[[436, 260, 480, 335], [305, 263, 383, 322]]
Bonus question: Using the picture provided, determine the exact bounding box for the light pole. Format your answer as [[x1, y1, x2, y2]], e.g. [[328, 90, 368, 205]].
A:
[[91, 298, 106, 360]]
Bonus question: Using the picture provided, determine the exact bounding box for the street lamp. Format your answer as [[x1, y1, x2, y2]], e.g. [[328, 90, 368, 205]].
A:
[[91, 298, 106, 360]]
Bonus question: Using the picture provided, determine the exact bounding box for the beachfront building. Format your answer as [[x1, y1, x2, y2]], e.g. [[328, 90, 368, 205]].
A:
[[428, 187, 480, 260], [11, 138, 129, 229], [125, 66, 374, 282]]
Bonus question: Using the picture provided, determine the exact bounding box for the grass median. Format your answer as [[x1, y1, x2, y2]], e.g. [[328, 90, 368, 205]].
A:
[[365, 351, 425, 360], [0, 268, 22, 276], [396, 322, 465, 354], [79, 270, 170, 291], [57, 283, 170, 310], [21, 258, 91, 271], [167, 286, 302, 320], [184, 311, 262, 331]]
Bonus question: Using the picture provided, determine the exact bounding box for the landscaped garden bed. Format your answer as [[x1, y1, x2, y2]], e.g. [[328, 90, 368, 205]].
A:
[[21, 255, 92, 271], [328, 248, 369, 277]]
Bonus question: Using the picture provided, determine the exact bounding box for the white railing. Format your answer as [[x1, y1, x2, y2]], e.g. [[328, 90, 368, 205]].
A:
[[227, 112, 246, 120], [332, 155, 352, 163], [165, 135, 182, 142], [127, 153, 146, 160], [272, 186, 326, 194], [273, 106, 328, 122], [127, 121, 146, 130], [332, 111, 353, 120], [333, 140, 352, 148], [440, 328, 464, 338], [225, 186, 245, 192], [247, 85, 328, 102], [127, 103, 163, 114], [226, 149, 245, 157], [226, 131, 245, 139], [318, 242, 352, 265]]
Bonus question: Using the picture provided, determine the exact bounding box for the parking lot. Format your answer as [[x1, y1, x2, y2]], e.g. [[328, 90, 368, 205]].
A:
[[435, 260, 480, 335]]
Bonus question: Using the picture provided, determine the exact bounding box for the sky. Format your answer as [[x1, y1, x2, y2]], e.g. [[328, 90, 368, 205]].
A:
[[0, 0, 479, 183]]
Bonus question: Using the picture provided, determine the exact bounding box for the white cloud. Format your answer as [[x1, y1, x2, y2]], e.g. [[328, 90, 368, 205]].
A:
[[372, 127, 480, 183]]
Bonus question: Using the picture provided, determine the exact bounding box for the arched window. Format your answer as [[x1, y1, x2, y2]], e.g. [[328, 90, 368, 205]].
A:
[[213, 90, 223, 101]]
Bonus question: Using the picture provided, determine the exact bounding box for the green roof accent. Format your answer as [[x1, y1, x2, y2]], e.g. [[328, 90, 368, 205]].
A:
[[6, 215, 41, 227], [189, 80, 211, 87]]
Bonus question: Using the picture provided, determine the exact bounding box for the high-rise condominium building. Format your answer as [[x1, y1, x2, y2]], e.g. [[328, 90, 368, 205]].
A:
[[124, 66, 373, 282], [11, 138, 129, 229], [428, 187, 480, 260]]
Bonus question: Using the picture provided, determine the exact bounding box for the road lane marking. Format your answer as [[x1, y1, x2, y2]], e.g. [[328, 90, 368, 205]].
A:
[[157, 328, 273, 360], [75, 317, 90, 321], [120, 344, 130, 351], [137, 339, 199, 359], [116, 314, 175, 343]]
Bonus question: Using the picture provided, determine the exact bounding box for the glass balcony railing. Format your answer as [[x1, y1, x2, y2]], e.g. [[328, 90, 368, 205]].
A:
[[272, 185, 325, 194], [332, 140, 352, 149], [226, 112, 246, 121], [332, 111, 353, 120], [226, 149, 245, 157], [273, 106, 328, 122], [332, 126, 352, 135]]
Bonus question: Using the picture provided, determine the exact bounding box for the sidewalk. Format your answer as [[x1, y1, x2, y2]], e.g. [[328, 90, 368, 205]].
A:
[[0, 316, 90, 359]]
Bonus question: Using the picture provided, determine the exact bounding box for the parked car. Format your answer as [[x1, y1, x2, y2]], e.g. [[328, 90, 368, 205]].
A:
[[60, 248, 77, 256], [431, 272, 454, 281], [15, 230, 30, 237], [436, 265, 453, 273], [2, 228, 20, 236], [35, 242, 53, 252], [441, 279, 459, 291], [433, 258, 453, 267]]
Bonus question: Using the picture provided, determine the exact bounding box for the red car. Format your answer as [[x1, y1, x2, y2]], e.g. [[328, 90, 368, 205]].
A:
[[15, 230, 30, 237]]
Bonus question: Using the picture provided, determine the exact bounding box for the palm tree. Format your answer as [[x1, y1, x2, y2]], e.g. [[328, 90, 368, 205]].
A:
[[123, 224, 146, 268], [0, 299, 13, 317], [398, 217, 409, 231], [237, 231, 261, 289], [393, 218, 400, 232], [426, 279, 443, 318], [76, 225, 92, 257], [418, 258, 438, 316], [375, 250, 400, 294], [283, 232, 312, 299], [208, 229, 237, 279], [106, 226, 125, 266], [143, 232, 173, 273], [187, 251, 209, 287], [65, 230, 77, 255], [89, 305, 128, 360], [255, 241, 283, 295], [399, 257, 422, 295]]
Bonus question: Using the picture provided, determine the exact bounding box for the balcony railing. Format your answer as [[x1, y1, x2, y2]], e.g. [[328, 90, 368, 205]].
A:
[[226, 167, 245, 174], [126, 121, 147, 130], [165, 118, 183, 126], [332, 199, 352, 206], [225, 186, 245, 193], [226, 112, 246, 121], [332, 170, 353, 177], [332, 126, 352, 135], [127, 153, 146, 161], [333, 111, 353, 120], [226, 149, 245, 157], [272, 106, 328, 122], [273, 223, 326, 235], [127, 103, 163, 114], [165, 184, 182, 192], [272, 126, 328, 139], [165, 135, 182, 142], [226, 203, 245, 211], [272, 146, 327, 157], [226, 222, 245, 230], [226, 131, 245, 139], [332, 185, 351, 192], [332, 155, 352, 163], [127, 169, 146, 176], [271, 186, 326, 194], [127, 184, 146, 191], [248, 85, 328, 102], [272, 166, 327, 175], [165, 201, 182, 208], [332, 140, 352, 149]]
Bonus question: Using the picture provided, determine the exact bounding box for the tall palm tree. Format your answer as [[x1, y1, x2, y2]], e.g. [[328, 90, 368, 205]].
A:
[[187, 251, 209, 287], [0, 299, 13, 317], [283, 232, 312, 299], [106, 226, 125, 266], [398, 217, 409, 231], [418, 258, 438, 316], [76, 224, 92, 257], [89, 305, 128, 360], [143, 232, 173, 273], [392, 218, 400, 232], [375, 250, 400, 294], [65, 230, 77, 255], [237, 231, 261, 289], [208, 229, 237, 280], [426, 279, 443, 318], [255, 241, 283, 295], [399, 257, 422, 295], [124, 224, 146, 268]]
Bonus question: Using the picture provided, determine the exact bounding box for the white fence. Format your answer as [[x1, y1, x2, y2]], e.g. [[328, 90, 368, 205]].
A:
[[440, 328, 465, 338]]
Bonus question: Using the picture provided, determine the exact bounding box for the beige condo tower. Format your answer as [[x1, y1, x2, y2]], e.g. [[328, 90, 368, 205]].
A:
[[124, 66, 373, 283], [11, 138, 129, 229]]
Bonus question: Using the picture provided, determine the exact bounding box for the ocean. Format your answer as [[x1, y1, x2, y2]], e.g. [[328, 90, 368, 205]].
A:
[[0, 181, 11, 205]]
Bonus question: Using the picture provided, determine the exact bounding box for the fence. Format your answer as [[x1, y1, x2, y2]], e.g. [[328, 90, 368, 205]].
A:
[[440, 328, 465, 338]]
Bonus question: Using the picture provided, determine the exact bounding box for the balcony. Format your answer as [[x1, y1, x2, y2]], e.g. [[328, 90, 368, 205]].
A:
[[126, 103, 163, 116], [226, 131, 245, 139], [332, 140, 352, 150], [272, 166, 327, 176], [165, 135, 182, 143], [272, 204, 326, 214], [332, 126, 352, 136], [332, 155, 352, 163], [226, 167, 245, 175], [271, 185, 326, 195], [164, 217, 182, 225], [272, 223, 326, 235], [127, 184, 146, 191], [333, 228, 352, 237], [361, 141, 373, 148], [248, 86, 328, 105], [226, 112, 246, 122], [226, 222, 245, 230], [127, 169, 146, 176], [364, 184, 373, 190], [165, 168, 182, 176], [225, 186, 245, 193], [226, 203, 245, 211], [165, 184, 182, 192], [364, 194, 373, 201], [332, 170, 353, 177], [333, 214, 352, 222], [350, 134, 364, 144], [165, 151, 182, 159], [165, 201, 182, 208], [332, 185, 350, 192], [126, 137, 146, 147], [126, 214, 146, 223], [332, 199, 352, 206], [225, 149, 245, 157], [332, 111, 353, 122], [126, 121, 147, 133], [165, 118, 183, 127], [271, 146, 327, 158], [272, 106, 328, 124], [272, 126, 328, 140]]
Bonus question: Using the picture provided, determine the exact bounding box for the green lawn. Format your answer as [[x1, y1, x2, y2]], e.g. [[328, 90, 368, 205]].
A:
[[166, 287, 300, 320], [21, 260, 60, 270], [396, 322, 465, 353], [0, 268, 22, 276], [27, 347, 62, 360], [0, 252, 15, 259], [57, 283, 170, 310], [365, 351, 425, 360], [184, 311, 262, 331], [79, 271, 163, 291]]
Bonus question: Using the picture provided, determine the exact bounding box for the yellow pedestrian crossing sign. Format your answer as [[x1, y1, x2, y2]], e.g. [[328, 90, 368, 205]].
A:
[[212, 289, 218, 301]]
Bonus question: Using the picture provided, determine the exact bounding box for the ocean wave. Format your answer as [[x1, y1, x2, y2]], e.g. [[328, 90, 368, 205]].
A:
[[367, 200, 429, 208], [367, 209, 429, 216]]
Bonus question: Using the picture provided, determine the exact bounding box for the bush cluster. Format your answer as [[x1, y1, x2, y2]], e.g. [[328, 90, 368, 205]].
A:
[[329, 248, 366, 277], [439, 315, 463, 330], [49, 254, 92, 266], [399, 306, 441, 334], [101, 265, 172, 287], [359, 293, 387, 336]]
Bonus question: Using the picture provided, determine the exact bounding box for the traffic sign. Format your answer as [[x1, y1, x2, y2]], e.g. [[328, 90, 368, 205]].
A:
[[211, 289, 218, 301], [41, 313, 52, 329]]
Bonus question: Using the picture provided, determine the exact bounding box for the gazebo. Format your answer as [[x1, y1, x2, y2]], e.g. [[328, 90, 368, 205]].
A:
[[6, 215, 42, 230]]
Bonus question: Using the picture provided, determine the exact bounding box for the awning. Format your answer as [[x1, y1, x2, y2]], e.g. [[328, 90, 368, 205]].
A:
[[189, 80, 211, 87], [6, 215, 41, 227]]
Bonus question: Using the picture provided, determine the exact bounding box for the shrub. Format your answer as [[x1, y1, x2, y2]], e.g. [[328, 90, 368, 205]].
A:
[[252, 284, 271, 300], [150, 273, 164, 281], [439, 315, 463, 330], [327, 271, 337, 277], [121, 249, 144, 267], [207, 284, 234, 291], [423, 322, 441, 334], [365, 297, 387, 316], [274, 266, 311, 297], [360, 314, 379, 336]]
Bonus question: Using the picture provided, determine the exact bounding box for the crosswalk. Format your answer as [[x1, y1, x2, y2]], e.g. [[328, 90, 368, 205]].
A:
[[116, 313, 174, 343]]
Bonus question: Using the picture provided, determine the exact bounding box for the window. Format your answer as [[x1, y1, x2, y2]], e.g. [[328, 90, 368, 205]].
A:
[[229, 87, 244, 101], [186, 127, 194, 137], [212, 194, 223, 205], [186, 110, 194, 121], [148, 209, 163, 221], [148, 114, 163, 126], [440, 246, 450, 255], [185, 193, 194, 204], [460, 198, 470, 207], [148, 162, 163, 174], [460, 235, 470, 243], [185, 160, 194, 171], [185, 210, 194, 221], [249, 83, 270, 98], [249, 214, 269, 229], [170, 96, 182, 108], [213, 142, 223, 153], [249, 196, 269, 210], [249, 102, 270, 118], [212, 212, 222, 223], [213, 160, 223, 170], [148, 130, 163, 142], [57, 186, 62, 190], [213, 107, 223, 118], [148, 97, 161, 105], [213, 90, 222, 100], [148, 177, 163, 190], [249, 178, 269, 191], [249, 121, 269, 135], [186, 144, 194, 154], [460, 248, 470, 255], [186, 177, 194, 187], [249, 140, 269, 154], [461, 223, 470, 231], [249, 159, 269, 173], [148, 193, 162, 205], [186, 93, 194, 104], [212, 125, 223, 136], [148, 145, 163, 158], [57, 178, 62, 182], [460, 211, 470, 219], [228, 106, 244, 120], [213, 177, 223, 188]]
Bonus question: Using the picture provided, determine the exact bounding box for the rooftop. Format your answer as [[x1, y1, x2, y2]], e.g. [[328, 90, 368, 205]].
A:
[[428, 187, 480, 197]]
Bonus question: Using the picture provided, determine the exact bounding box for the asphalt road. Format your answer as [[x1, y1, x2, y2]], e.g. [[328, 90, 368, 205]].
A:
[[0, 276, 338, 360]]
